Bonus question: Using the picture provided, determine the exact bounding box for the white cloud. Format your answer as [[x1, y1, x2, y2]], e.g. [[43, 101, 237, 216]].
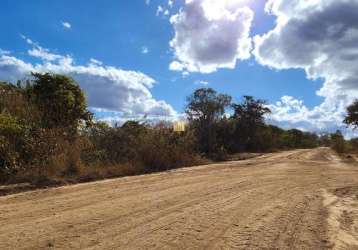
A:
[[0, 41, 177, 121], [145, 0, 150, 6], [141, 46, 149, 54], [156, 5, 170, 17], [62, 21, 71, 29], [267, 96, 358, 139], [89, 58, 103, 66], [0, 55, 34, 83], [96, 110, 179, 127], [21, 35, 65, 62], [254, 0, 358, 135], [28, 47, 64, 62], [267, 96, 345, 130], [169, 61, 184, 71], [20, 34, 35, 46], [194, 80, 209, 85], [156, 5, 164, 16], [168, 0, 174, 8], [169, 0, 254, 73], [0, 49, 10, 55]]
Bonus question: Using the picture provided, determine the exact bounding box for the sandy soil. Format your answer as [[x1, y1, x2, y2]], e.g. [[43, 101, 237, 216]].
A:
[[1, 148, 358, 249]]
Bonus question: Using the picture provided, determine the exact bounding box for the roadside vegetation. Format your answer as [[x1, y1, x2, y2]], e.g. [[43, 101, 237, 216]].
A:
[[332, 100, 358, 155], [0, 73, 357, 187]]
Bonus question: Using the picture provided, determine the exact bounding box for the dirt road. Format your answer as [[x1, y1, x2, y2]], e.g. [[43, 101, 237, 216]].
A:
[[1, 148, 358, 249]]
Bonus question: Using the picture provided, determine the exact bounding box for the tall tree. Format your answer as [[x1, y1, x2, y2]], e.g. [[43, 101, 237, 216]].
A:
[[344, 100, 358, 129], [28, 73, 92, 136], [231, 96, 271, 152], [186, 88, 231, 154], [232, 96, 271, 124], [186, 88, 232, 123]]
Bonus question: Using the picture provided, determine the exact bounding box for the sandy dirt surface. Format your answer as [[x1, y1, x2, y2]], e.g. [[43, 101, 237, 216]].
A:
[[1, 148, 358, 250]]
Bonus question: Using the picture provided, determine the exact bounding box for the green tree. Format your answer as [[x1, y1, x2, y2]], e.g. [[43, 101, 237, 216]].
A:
[[231, 96, 271, 152], [185, 88, 232, 154], [0, 113, 30, 179], [330, 130, 346, 153], [28, 73, 92, 136], [0, 82, 41, 126], [186, 88, 232, 123], [344, 100, 358, 129]]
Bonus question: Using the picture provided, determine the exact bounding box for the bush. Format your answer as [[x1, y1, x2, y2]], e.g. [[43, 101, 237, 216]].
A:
[[0, 113, 30, 180], [138, 124, 199, 171], [83, 121, 201, 174], [330, 130, 346, 153]]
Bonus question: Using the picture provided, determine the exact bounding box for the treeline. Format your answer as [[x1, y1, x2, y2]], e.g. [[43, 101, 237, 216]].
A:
[[184, 88, 319, 159], [0, 73, 357, 185], [328, 100, 358, 154], [320, 130, 358, 154]]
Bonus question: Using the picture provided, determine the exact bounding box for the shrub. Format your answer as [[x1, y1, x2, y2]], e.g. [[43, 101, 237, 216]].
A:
[[0, 113, 30, 180], [138, 124, 199, 171], [330, 130, 346, 153]]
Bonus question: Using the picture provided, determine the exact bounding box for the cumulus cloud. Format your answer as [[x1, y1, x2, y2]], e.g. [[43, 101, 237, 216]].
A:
[[141, 46, 149, 54], [62, 21, 71, 29], [28, 47, 64, 62], [0, 41, 177, 121], [21, 34, 65, 62], [95, 110, 179, 127], [267, 96, 349, 131], [169, 0, 253, 73], [267, 96, 358, 138], [254, 0, 358, 134]]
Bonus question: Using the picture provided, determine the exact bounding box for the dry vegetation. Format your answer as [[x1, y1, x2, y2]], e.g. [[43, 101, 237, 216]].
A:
[[0, 73, 357, 191]]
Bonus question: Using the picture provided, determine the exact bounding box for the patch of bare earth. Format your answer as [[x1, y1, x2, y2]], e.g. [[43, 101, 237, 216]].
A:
[[324, 186, 358, 250], [1, 148, 358, 249]]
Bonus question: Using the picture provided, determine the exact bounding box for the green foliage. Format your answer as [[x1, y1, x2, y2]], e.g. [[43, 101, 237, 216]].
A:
[[0, 113, 30, 180], [232, 96, 271, 124], [138, 123, 198, 171], [330, 130, 346, 153], [82, 121, 199, 172], [344, 100, 358, 129], [0, 112, 28, 136], [0, 82, 40, 126], [231, 96, 271, 152], [280, 128, 317, 150], [28, 73, 92, 136], [186, 88, 232, 122], [185, 89, 319, 156], [1, 75, 353, 186], [186, 88, 231, 154], [0, 74, 93, 182]]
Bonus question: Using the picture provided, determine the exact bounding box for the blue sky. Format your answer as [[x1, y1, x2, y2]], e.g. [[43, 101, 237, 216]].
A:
[[0, 0, 357, 137]]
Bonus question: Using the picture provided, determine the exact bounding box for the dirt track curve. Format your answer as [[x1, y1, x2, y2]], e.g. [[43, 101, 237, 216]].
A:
[[1, 148, 358, 250]]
